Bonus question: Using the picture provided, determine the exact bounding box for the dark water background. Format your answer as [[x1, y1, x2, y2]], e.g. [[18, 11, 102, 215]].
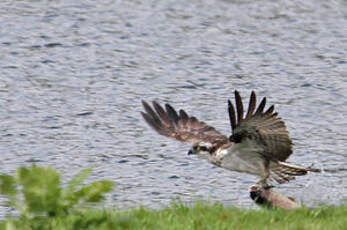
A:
[[0, 0, 346, 216]]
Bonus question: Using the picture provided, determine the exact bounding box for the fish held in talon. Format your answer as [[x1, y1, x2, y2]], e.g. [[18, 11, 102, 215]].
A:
[[250, 185, 300, 210], [141, 90, 321, 188]]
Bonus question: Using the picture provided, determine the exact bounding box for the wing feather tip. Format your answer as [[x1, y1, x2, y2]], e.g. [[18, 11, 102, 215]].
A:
[[141, 100, 149, 109], [141, 112, 161, 130], [151, 100, 161, 109], [246, 91, 257, 119], [228, 99, 236, 132], [255, 96, 267, 115], [235, 90, 244, 123]]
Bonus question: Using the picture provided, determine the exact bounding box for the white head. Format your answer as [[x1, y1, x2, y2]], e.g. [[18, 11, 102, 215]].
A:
[[187, 142, 215, 160]]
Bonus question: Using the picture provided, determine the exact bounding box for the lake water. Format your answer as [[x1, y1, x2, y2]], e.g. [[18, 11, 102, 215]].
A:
[[0, 0, 346, 216]]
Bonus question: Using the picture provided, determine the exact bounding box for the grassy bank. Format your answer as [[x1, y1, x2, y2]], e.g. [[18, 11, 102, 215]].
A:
[[2, 202, 346, 230], [0, 165, 346, 230]]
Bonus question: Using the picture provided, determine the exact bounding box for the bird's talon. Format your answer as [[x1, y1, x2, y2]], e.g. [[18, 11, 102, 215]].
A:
[[263, 184, 275, 190]]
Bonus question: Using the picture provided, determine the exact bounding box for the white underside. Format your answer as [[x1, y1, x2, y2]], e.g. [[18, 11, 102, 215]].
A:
[[212, 139, 267, 177]]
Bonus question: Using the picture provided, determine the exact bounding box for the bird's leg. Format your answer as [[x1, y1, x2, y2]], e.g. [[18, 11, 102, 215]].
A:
[[256, 170, 273, 189], [254, 160, 274, 189], [256, 178, 268, 188]]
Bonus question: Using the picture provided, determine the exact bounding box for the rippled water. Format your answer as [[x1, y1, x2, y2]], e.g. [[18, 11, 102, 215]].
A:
[[0, 0, 346, 216]]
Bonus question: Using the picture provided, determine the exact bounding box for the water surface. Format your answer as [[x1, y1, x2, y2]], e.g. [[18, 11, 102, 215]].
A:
[[0, 0, 346, 215]]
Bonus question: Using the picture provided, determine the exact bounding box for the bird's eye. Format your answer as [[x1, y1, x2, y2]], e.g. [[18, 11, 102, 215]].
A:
[[200, 146, 207, 151]]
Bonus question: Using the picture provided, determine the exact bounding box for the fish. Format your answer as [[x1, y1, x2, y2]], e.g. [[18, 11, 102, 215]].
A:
[[250, 185, 300, 210]]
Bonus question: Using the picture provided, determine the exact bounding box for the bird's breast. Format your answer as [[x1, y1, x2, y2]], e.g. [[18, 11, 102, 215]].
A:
[[215, 147, 264, 176]]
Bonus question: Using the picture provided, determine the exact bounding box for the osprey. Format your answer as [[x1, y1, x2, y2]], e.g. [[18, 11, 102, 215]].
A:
[[141, 91, 320, 186]]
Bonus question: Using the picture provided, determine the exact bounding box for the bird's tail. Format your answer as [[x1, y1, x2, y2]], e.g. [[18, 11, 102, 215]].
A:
[[269, 162, 321, 184]]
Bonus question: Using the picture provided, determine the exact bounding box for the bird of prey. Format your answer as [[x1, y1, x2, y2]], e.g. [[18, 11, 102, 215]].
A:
[[141, 91, 320, 187]]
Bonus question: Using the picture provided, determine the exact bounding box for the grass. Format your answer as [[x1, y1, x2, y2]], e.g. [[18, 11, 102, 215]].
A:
[[116, 202, 347, 230], [0, 165, 346, 230], [1, 202, 346, 230]]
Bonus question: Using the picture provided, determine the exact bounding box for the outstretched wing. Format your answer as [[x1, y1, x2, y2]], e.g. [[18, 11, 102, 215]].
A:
[[228, 91, 293, 161], [141, 101, 228, 144]]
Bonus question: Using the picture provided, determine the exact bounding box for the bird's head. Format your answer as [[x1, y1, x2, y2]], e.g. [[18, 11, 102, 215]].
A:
[[188, 142, 214, 159]]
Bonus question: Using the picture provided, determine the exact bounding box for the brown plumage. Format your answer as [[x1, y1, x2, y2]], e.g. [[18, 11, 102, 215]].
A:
[[142, 91, 320, 186], [141, 101, 228, 145], [228, 90, 292, 162]]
